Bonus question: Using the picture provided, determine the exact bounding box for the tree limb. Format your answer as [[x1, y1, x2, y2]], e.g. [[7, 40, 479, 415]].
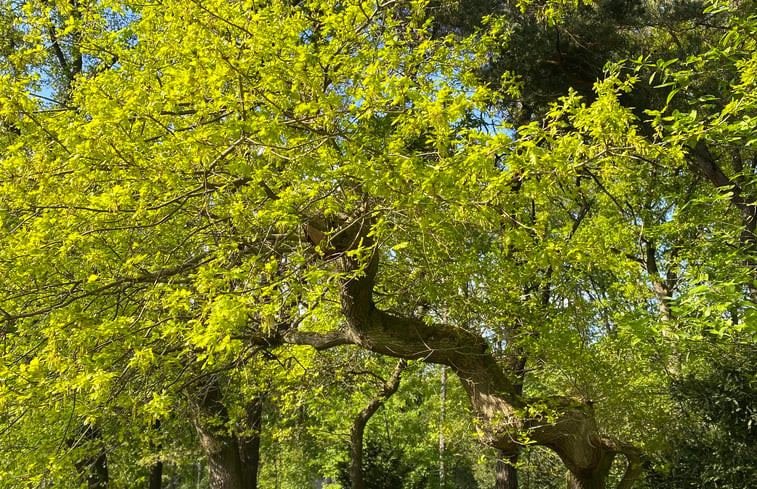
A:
[[282, 330, 351, 350]]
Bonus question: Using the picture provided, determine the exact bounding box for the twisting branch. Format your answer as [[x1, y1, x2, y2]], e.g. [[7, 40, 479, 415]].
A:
[[289, 215, 642, 487]]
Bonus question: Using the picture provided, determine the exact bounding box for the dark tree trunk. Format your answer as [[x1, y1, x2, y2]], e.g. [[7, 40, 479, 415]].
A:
[[692, 141, 757, 300], [565, 439, 643, 489], [497, 315, 529, 489], [194, 418, 245, 489], [192, 381, 263, 489], [149, 420, 163, 489], [149, 460, 163, 489], [568, 474, 607, 489], [239, 397, 263, 489], [350, 360, 407, 489], [565, 453, 613, 489], [439, 367, 446, 489], [349, 425, 366, 489]]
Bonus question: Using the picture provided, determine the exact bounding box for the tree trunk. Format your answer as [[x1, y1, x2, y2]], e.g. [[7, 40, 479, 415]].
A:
[[567, 473, 607, 489], [566, 438, 643, 489], [565, 453, 613, 489], [439, 367, 446, 489], [149, 420, 163, 489], [149, 460, 163, 489], [497, 315, 529, 489], [495, 450, 519, 489], [350, 360, 407, 489], [192, 381, 263, 489], [194, 418, 245, 489], [239, 397, 263, 489]]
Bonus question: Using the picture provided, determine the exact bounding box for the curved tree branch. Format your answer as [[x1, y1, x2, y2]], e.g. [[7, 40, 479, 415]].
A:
[[287, 217, 642, 487]]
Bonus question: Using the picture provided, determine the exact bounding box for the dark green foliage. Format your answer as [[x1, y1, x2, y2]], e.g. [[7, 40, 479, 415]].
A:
[[336, 438, 415, 489], [447, 463, 479, 489], [428, 0, 713, 125], [643, 346, 757, 489]]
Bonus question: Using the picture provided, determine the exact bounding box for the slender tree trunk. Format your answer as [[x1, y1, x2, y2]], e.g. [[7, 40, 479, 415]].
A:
[[350, 360, 407, 489], [239, 397, 263, 489], [350, 424, 366, 489], [149, 460, 163, 489], [497, 313, 529, 489], [439, 366, 447, 489]]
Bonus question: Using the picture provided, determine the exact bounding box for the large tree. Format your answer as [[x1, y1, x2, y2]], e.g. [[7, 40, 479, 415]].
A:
[[1, 1, 755, 488]]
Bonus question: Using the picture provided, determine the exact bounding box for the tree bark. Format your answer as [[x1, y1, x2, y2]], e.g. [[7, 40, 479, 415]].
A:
[[692, 141, 757, 299], [192, 381, 263, 489], [565, 452, 614, 489], [496, 314, 530, 489], [193, 385, 245, 489], [149, 460, 163, 489], [439, 367, 446, 489], [350, 359, 407, 489], [495, 450, 519, 489], [239, 397, 263, 489], [643, 239, 675, 322], [565, 439, 642, 489]]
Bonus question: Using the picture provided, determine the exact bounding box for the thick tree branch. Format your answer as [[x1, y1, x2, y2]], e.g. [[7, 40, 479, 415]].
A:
[[643, 239, 673, 321], [281, 330, 351, 350], [295, 218, 641, 486], [692, 140, 757, 298], [603, 438, 643, 489]]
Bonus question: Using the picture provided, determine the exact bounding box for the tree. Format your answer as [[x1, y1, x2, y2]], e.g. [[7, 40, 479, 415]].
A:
[[1, 0, 756, 488]]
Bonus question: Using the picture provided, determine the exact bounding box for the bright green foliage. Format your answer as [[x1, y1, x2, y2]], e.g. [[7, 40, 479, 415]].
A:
[[0, 0, 756, 487]]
